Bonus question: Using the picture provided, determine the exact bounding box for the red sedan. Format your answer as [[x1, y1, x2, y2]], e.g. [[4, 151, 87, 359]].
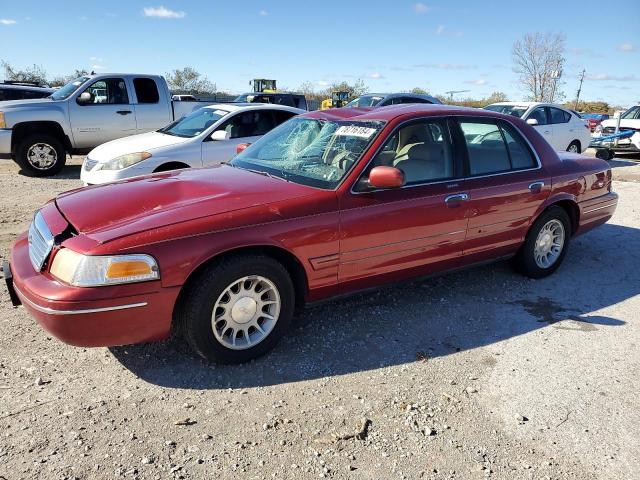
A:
[[4, 105, 618, 363]]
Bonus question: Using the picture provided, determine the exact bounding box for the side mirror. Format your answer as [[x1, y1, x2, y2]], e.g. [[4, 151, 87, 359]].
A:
[[526, 118, 539, 126], [368, 166, 405, 189], [210, 130, 230, 141], [76, 92, 92, 105], [236, 143, 251, 154]]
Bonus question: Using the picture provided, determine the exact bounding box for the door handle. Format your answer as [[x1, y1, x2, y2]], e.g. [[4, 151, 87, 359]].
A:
[[444, 193, 469, 207], [528, 181, 544, 193], [543, 130, 551, 134], [116, 110, 132, 115]]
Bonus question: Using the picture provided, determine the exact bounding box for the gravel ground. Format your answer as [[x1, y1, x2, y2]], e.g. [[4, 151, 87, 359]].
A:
[[0, 151, 638, 480]]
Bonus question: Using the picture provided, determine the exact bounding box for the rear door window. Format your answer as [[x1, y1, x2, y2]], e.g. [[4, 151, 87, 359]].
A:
[[133, 78, 160, 104], [550, 107, 570, 124], [459, 120, 537, 175]]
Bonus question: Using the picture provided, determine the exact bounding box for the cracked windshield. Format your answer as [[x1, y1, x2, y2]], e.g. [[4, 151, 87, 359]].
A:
[[232, 118, 385, 189]]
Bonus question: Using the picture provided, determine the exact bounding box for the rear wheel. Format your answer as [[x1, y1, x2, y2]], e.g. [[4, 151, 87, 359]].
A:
[[15, 134, 66, 177], [566, 141, 580, 153], [512, 206, 571, 279], [177, 255, 295, 363]]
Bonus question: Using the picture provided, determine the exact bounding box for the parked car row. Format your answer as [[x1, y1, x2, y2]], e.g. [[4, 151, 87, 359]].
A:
[[3, 101, 617, 362], [483, 102, 592, 154], [0, 73, 217, 176]]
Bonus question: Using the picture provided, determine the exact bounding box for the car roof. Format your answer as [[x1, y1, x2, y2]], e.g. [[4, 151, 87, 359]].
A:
[[0, 83, 54, 92], [304, 103, 504, 122], [201, 103, 303, 113]]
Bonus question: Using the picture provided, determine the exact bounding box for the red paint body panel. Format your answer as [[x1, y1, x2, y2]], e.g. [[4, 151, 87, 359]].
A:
[[7, 104, 618, 348]]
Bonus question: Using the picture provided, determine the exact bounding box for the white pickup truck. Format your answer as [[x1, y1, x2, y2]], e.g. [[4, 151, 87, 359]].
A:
[[0, 73, 215, 176]]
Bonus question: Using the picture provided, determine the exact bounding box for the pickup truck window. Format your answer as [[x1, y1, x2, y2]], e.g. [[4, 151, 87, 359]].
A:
[[50, 76, 91, 100], [159, 107, 229, 137], [81, 78, 129, 105], [133, 78, 160, 104]]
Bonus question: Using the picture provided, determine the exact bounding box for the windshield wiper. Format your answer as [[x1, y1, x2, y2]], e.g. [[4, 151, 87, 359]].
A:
[[237, 165, 290, 182]]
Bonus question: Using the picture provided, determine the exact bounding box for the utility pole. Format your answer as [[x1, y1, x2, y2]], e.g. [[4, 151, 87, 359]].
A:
[[574, 69, 586, 111]]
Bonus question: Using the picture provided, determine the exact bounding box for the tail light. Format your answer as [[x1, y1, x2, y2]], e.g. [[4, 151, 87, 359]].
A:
[[236, 143, 250, 154]]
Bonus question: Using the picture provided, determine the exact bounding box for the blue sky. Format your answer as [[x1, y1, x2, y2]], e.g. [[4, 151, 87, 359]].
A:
[[1, 0, 638, 106]]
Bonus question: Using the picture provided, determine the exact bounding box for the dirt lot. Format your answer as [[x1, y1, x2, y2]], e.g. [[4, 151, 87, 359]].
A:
[[0, 152, 639, 480]]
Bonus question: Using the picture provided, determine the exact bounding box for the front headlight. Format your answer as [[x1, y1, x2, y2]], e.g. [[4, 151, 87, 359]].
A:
[[97, 152, 152, 171], [50, 249, 159, 287], [595, 124, 603, 134], [0, 112, 6, 129]]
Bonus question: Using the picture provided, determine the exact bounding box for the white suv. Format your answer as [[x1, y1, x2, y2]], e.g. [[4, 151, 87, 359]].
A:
[[484, 102, 591, 153]]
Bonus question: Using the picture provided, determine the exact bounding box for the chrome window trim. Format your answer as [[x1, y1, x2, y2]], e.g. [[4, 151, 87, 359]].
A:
[[14, 284, 148, 315], [350, 114, 543, 195]]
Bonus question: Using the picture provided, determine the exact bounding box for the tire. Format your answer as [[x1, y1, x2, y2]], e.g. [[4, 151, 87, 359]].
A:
[[177, 255, 295, 363], [566, 141, 580, 153], [512, 206, 571, 279], [595, 148, 614, 161], [15, 134, 66, 177]]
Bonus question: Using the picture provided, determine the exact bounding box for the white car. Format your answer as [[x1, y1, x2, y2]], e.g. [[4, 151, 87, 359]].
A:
[[81, 103, 304, 185], [484, 102, 591, 153], [593, 105, 640, 154]]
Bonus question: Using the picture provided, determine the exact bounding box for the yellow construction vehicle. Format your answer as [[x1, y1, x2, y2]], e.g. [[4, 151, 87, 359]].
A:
[[320, 90, 350, 110], [250, 79, 277, 93]]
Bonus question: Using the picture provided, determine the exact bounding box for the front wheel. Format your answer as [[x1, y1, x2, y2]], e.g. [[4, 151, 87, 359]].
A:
[[177, 255, 295, 363], [512, 206, 571, 279], [566, 141, 580, 153], [15, 134, 67, 177]]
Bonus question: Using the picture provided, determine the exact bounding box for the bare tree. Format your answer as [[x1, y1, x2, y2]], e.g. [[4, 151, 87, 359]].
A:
[[49, 69, 90, 87], [1, 60, 48, 85], [512, 32, 565, 102], [165, 67, 216, 94]]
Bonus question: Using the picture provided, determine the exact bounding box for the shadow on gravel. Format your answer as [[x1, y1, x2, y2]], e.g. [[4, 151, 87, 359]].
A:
[[18, 164, 82, 180], [110, 223, 637, 389]]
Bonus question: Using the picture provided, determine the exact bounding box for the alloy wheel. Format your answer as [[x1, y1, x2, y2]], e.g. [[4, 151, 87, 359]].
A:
[[211, 275, 281, 350]]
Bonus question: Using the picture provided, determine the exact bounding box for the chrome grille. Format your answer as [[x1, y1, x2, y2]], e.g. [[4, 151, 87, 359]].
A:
[[28, 211, 54, 271], [83, 158, 98, 171]]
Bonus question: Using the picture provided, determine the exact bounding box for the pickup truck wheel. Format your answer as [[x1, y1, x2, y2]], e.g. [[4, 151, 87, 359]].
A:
[[178, 255, 295, 363], [16, 134, 66, 177], [512, 206, 571, 279]]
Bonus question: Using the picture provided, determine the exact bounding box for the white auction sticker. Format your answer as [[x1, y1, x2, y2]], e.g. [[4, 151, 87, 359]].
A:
[[214, 110, 229, 116], [335, 125, 377, 138]]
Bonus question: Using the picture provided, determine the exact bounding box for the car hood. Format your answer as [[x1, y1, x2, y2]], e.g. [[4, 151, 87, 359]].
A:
[[0, 98, 56, 109], [55, 165, 316, 244], [599, 118, 640, 129], [87, 131, 192, 161]]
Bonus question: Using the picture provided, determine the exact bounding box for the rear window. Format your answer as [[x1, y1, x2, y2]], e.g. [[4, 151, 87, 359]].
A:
[[133, 78, 160, 104]]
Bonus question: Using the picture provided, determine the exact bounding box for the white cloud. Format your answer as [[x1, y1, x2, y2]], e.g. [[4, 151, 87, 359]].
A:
[[0, 19, 17, 25], [259, 10, 268, 16], [585, 74, 637, 82], [143, 6, 186, 19], [91, 64, 106, 70], [617, 43, 636, 52], [414, 3, 429, 14], [436, 25, 445, 35], [567, 47, 604, 58], [317, 81, 329, 87], [464, 79, 487, 86], [367, 72, 384, 79], [89, 56, 104, 62], [415, 63, 475, 70]]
